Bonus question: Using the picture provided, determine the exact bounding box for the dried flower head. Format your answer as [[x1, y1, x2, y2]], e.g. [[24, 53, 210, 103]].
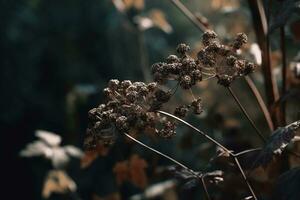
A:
[[84, 80, 178, 149]]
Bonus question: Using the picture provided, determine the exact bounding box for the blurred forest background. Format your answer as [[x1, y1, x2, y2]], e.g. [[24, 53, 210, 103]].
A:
[[1, 0, 299, 200]]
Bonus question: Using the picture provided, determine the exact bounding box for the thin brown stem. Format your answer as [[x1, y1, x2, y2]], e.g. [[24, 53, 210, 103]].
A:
[[227, 86, 267, 143], [124, 133, 196, 174], [244, 76, 274, 131], [124, 132, 212, 200], [248, 0, 280, 127], [158, 110, 233, 155], [169, 0, 208, 32], [233, 157, 258, 200], [280, 26, 287, 124], [201, 177, 212, 200]]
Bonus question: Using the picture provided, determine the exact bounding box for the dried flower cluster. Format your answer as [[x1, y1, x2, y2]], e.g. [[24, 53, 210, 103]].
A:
[[152, 30, 256, 88], [198, 31, 256, 87], [151, 43, 202, 89], [173, 97, 203, 118], [84, 30, 257, 149], [84, 80, 178, 149]]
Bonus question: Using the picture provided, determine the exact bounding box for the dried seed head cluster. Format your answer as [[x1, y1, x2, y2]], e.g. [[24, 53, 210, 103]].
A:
[[84, 30, 257, 149], [173, 97, 203, 118], [84, 80, 177, 149], [151, 43, 202, 89], [151, 30, 256, 88], [197, 31, 257, 87]]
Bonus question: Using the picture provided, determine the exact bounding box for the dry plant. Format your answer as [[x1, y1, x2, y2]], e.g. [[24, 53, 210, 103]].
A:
[[82, 1, 300, 200]]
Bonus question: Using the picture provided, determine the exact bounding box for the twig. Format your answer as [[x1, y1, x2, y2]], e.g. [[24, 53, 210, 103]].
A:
[[124, 133, 196, 173], [247, 0, 280, 127], [157, 110, 261, 198], [234, 157, 258, 200], [158, 110, 232, 154], [227, 86, 267, 143], [280, 25, 287, 124], [169, 0, 208, 32], [244, 76, 274, 131], [123, 132, 211, 200], [201, 177, 212, 200]]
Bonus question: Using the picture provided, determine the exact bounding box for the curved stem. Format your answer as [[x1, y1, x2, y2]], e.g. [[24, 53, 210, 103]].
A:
[[201, 177, 212, 200], [124, 133, 199, 177], [158, 110, 232, 155], [234, 157, 258, 200], [227, 86, 267, 143], [244, 76, 274, 132], [280, 25, 287, 124], [124, 132, 212, 200], [169, 0, 208, 32]]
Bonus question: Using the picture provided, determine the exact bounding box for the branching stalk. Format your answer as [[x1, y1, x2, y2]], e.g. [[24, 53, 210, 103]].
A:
[[158, 110, 232, 154], [123, 132, 211, 200], [169, 0, 207, 32], [227, 86, 267, 143], [234, 157, 258, 200]]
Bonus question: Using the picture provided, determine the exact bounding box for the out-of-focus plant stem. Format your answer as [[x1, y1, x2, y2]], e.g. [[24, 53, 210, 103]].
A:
[[280, 25, 287, 124], [244, 76, 274, 131], [227, 86, 267, 143], [169, 0, 208, 32], [248, 0, 281, 127]]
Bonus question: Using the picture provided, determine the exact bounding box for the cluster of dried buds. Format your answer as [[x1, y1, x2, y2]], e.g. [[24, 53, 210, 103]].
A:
[[84, 30, 257, 148], [198, 30, 256, 87], [84, 80, 178, 149], [174, 97, 203, 118], [151, 43, 202, 89], [152, 30, 256, 88]]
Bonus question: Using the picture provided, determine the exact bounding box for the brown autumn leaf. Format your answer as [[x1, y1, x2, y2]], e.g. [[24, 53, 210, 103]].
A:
[[113, 160, 129, 185], [129, 154, 148, 188], [42, 170, 76, 198]]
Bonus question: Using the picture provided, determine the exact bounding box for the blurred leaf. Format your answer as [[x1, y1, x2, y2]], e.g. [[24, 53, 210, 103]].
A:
[[270, 0, 300, 32], [42, 170, 77, 199], [252, 121, 300, 168], [20, 130, 83, 169]]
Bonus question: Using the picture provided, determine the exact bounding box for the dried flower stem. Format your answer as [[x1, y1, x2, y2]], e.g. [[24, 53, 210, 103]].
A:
[[280, 26, 287, 124], [123, 132, 211, 200], [244, 76, 274, 131], [227, 86, 267, 143], [169, 0, 207, 32], [158, 110, 259, 198], [201, 177, 212, 200], [248, 0, 280, 127], [158, 110, 232, 154], [234, 157, 258, 200]]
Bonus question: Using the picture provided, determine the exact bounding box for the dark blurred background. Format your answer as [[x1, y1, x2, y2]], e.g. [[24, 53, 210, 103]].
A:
[[1, 0, 299, 199], [0, 1, 199, 199]]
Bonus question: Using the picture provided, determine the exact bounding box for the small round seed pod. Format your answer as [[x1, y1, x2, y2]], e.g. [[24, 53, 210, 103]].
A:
[[108, 79, 120, 90], [226, 55, 237, 66], [202, 30, 218, 46], [176, 43, 190, 56], [191, 98, 203, 115], [174, 105, 190, 118], [233, 33, 247, 49], [180, 75, 192, 89], [217, 74, 234, 87], [166, 55, 180, 64]]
